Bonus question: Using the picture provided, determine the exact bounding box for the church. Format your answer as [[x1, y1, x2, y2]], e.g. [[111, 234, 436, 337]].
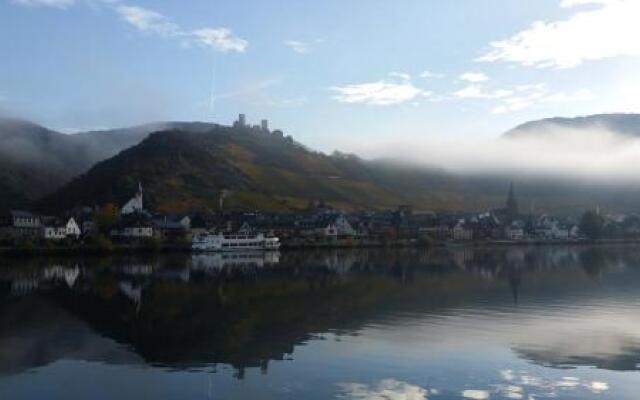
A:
[[121, 182, 145, 215]]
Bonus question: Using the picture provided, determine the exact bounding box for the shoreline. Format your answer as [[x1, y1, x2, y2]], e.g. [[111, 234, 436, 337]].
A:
[[1, 238, 639, 255]]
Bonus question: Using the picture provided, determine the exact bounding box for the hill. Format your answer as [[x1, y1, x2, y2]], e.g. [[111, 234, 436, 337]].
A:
[[40, 123, 640, 215], [503, 113, 640, 138], [43, 125, 510, 213], [0, 118, 212, 210], [8, 115, 640, 215]]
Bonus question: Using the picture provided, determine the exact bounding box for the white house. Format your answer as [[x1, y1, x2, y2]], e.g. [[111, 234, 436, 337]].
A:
[[452, 220, 473, 241], [334, 215, 356, 236], [43, 226, 67, 240], [121, 182, 144, 215], [65, 218, 81, 237], [315, 215, 356, 238], [535, 215, 569, 240]]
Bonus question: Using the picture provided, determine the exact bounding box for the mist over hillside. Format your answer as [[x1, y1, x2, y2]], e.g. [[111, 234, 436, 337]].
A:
[[356, 114, 640, 185], [0, 118, 223, 210], [4, 114, 640, 214]]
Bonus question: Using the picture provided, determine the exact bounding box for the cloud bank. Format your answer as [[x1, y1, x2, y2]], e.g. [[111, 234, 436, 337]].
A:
[[352, 124, 640, 183], [479, 0, 640, 68]]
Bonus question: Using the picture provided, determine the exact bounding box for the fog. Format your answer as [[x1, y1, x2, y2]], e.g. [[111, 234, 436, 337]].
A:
[[356, 124, 640, 184]]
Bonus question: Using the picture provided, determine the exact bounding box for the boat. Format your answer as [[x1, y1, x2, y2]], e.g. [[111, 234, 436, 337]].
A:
[[192, 232, 281, 252]]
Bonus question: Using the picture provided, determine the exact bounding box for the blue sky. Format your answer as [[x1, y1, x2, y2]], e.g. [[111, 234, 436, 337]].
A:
[[1, 0, 639, 152]]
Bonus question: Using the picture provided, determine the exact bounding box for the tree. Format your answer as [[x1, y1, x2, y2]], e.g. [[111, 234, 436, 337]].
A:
[[94, 203, 119, 233], [580, 210, 605, 240]]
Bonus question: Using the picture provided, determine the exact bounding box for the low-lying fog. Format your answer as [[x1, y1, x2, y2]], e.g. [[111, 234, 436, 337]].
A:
[[356, 124, 640, 184]]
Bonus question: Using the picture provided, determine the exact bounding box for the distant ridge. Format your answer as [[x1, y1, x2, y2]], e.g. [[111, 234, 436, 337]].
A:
[[503, 113, 640, 138]]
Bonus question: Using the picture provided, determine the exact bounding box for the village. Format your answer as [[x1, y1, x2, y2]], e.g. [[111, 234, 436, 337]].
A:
[[1, 181, 639, 252]]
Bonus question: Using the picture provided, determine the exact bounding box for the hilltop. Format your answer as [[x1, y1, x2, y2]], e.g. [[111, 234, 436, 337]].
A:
[[503, 113, 640, 138]]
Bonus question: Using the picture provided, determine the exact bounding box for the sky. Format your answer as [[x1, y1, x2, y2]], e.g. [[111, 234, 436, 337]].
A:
[[1, 0, 640, 152]]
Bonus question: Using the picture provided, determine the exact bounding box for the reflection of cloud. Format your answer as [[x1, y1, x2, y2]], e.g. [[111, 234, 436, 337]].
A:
[[588, 381, 609, 393], [492, 370, 610, 398], [461, 390, 489, 399], [338, 379, 428, 400]]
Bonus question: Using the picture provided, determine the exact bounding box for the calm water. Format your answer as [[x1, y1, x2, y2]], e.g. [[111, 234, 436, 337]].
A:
[[1, 246, 640, 399]]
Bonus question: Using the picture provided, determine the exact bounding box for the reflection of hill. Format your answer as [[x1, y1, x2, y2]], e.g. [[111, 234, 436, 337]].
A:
[[2, 246, 640, 377], [0, 295, 143, 376]]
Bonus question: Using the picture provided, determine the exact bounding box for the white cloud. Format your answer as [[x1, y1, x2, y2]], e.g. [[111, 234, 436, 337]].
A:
[[454, 85, 512, 99], [478, 0, 640, 68], [491, 86, 594, 114], [114, 4, 247, 53], [560, 0, 611, 7], [460, 72, 489, 83], [338, 379, 428, 400], [285, 40, 311, 54], [389, 72, 412, 81], [192, 28, 247, 52], [115, 5, 180, 36], [331, 78, 430, 106], [420, 70, 445, 79], [12, 0, 74, 8]]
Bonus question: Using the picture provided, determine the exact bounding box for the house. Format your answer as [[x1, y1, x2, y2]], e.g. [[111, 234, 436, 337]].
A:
[[111, 213, 154, 239], [152, 217, 188, 241], [314, 214, 356, 239], [43, 225, 68, 241], [504, 223, 525, 241], [534, 215, 569, 240], [121, 225, 154, 238], [452, 220, 473, 241], [0, 210, 42, 241], [419, 225, 452, 241], [40, 216, 81, 241], [66, 218, 81, 238]]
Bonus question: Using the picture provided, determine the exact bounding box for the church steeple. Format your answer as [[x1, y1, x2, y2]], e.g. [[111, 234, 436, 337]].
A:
[[506, 181, 519, 221]]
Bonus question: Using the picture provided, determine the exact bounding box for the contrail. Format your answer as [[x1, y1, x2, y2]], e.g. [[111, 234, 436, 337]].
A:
[[209, 59, 216, 113]]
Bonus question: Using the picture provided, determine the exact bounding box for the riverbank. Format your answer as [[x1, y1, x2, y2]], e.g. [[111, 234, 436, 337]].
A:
[[2, 237, 640, 255]]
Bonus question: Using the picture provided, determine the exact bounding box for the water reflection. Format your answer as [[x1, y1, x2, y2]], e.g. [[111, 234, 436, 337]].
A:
[[1, 246, 640, 397]]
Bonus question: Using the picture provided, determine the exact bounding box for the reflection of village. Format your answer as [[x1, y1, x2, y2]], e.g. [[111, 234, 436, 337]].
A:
[[1, 245, 638, 378], [3, 246, 624, 300]]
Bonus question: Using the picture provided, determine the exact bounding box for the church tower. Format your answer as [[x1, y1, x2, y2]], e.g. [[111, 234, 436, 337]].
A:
[[506, 182, 519, 222], [121, 181, 144, 215]]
